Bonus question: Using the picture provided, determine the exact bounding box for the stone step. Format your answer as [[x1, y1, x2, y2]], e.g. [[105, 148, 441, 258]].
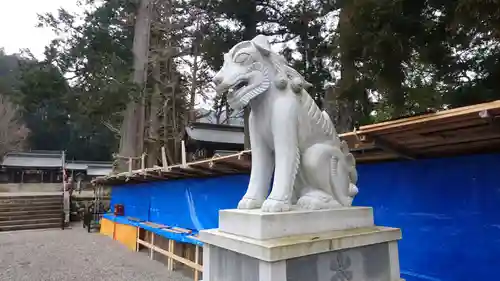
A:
[[0, 198, 62, 205], [0, 217, 61, 227], [0, 204, 63, 213], [0, 211, 62, 222], [0, 200, 63, 209], [0, 209, 62, 218], [0, 222, 62, 232], [0, 195, 62, 201]]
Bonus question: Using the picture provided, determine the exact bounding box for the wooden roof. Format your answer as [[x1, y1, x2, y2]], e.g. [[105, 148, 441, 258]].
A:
[[93, 151, 251, 186], [94, 100, 500, 186], [341, 100, 500, 163]]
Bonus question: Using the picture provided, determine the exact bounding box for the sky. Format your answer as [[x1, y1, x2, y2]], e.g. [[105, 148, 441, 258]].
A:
[[0, 0, 80, 59]]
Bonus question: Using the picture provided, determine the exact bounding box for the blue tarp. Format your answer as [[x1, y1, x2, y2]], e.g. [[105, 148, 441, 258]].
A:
[[109, 153, 500, 281], [102, 214, 203, 246], [109, 174, 248, 230], [355, 153, 500, 281]]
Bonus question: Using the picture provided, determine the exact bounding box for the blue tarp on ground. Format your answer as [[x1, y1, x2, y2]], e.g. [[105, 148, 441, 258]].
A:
[[109, 153, 500, 281], [102, 214, 203, 246]]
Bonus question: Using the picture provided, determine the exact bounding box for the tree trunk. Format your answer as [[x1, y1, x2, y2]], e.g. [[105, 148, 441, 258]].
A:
[[148, 38, 161, 168], [383, 63, 406, 118], [189, 36, 200, 123], [332, 2, 357, 133], [242, 1, 257, 150], [117, 0, 152, 172]]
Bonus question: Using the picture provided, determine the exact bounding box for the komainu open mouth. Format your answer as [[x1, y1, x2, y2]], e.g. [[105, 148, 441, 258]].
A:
[[228, 80, 249, 95]]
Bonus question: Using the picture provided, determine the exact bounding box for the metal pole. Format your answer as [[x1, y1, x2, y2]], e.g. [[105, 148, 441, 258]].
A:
[[62, 150, 69, 225]]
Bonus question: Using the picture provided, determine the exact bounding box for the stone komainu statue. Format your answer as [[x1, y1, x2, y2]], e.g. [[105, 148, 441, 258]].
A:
[[213, 35, 358, 212]]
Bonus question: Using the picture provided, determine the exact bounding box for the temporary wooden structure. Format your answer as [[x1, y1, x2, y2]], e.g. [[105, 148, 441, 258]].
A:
[[344, 100, 500, 162], [101, 217, 203, 281], [93, 150, 251, 185], [137, 228, 202, 281], [94, 100, 500, 185]]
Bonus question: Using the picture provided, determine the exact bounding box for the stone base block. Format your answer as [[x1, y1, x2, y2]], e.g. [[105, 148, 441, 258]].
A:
[[200, 226, 403, 281], [219, 206, 374, 240]]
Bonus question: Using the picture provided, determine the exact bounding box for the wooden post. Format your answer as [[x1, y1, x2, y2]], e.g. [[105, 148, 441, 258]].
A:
[[167, 239, 174, 270], [136, 228, 139, 252], [150, 233, 155, 260], [181, 140, 187, 167], [141, 153, 146, 170], [128, 157, 133, 175], [161, 146, 168, 169], [194, 245, 200, 281]]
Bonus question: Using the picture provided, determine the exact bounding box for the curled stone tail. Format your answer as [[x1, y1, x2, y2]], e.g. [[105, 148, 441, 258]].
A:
[[330, 147, 354, 207], [301, 91, 334, 137], [290, 146, 301, 201]]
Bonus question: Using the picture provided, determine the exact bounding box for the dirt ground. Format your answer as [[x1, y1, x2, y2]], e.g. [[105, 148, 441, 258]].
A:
[[0, 226, 191, 281]]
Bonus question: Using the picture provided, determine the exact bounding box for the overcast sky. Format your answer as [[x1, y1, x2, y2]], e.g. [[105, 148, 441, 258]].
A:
[[0, 0, 79, 59]]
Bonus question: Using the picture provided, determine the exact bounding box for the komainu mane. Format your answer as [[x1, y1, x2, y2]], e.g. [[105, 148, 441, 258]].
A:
[[213, 35, 358, 212]]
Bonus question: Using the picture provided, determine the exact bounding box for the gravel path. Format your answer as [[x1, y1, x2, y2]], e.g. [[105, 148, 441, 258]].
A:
[[0, 227, 191, 281]]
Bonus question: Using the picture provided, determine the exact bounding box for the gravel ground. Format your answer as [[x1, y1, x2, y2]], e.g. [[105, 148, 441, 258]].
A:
[[0, 227, 192, 281]]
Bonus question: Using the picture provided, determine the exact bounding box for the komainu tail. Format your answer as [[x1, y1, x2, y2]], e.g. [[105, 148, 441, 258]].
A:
[[329, 139, 358, 207]]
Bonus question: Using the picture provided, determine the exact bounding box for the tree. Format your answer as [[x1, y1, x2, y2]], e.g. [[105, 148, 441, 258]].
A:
[[0, 94, 28, 159], [14, 0, 499, 166], [192, 0, 287, 149], [117, 0, 153, 171], [36, 0, 205, 167]]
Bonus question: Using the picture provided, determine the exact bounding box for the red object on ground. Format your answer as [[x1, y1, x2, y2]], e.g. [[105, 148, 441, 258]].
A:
[[114, 204, 124, 216]]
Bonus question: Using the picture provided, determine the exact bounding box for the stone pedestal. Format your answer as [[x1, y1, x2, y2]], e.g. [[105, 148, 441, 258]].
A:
[[199, 207, 403, 281]]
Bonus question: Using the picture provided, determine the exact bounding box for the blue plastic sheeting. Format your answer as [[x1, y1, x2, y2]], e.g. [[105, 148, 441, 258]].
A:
[[110, 153, 500, 281], [110, 174, 248, 231], [355, 153, 500, 281], [102, 214, 203, 246], [110, 183, 152, 222]]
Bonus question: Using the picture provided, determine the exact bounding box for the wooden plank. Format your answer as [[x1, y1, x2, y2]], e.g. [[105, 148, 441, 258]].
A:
[[366, 125, 494, 150], [115, 223, 138, 251], [417, 136, 500, 154], [93, 150, 252, 186], [136, 227, 139, 252], [188, 164, 226, 176], [211, 161, 249, 172], [373, 117, 488, 138], [140, 172, 169, 181], [150, 233, 155, 260], [359, 100, 500, 131], [100, 218, 115, 238], [171, 227, 192, 234], [137, 238, 203, 272], [361, 105, 500, 135], [351, 152, 400, 162], [162, 228, 184, 234], [367, 136, 417, 160], [408, 133, 500, 150], [142, 222, 168, 229], [342, 117, 494, 158], [167, 239, 174, 270], [170, 166, 208, 177], [194, 245, 200, 281]]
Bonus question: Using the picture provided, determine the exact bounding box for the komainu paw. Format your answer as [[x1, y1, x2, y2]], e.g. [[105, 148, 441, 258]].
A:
[[261, 198, 291, 212], [237, 197, 264, 210], [297, 194, 341, 210]]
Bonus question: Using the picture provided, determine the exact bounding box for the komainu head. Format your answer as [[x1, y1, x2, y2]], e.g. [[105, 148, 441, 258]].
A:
[[213, 35, 311, 110]]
